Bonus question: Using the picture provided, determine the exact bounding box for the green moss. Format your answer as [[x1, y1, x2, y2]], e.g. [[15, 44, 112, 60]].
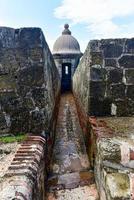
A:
[[0, 134, 27, 143]]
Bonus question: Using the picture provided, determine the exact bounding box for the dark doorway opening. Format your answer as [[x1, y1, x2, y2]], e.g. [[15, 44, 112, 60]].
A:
[[61, 63, 71, 92]]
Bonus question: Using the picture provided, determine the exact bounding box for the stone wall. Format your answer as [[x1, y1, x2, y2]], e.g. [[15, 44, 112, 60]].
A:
[[0, 27, 60, 135], [88, 117, 134, 200], [73, 38, 134, 116], [73, 45, 90, 114]]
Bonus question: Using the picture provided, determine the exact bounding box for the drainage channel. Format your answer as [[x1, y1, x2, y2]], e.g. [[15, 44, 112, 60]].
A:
[[46, 93, 98, 200]]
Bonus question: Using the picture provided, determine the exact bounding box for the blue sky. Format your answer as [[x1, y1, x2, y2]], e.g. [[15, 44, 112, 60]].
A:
[[0, 0, 134, 52]]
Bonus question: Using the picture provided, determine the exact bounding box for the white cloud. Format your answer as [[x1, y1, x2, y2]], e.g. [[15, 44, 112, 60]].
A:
[[54, 0, 134, 39]]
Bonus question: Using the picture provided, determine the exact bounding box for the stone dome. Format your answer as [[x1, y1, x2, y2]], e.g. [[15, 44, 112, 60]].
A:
[[53, 24, 81, 55]]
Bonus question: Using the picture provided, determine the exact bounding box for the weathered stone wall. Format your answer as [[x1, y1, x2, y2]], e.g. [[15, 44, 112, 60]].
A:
[[73, 38, 134, 116], [73, 45, 90, 114], [73, 46, 91, 145], [88, 117, 134, 200], [0, 27, 60, 135]]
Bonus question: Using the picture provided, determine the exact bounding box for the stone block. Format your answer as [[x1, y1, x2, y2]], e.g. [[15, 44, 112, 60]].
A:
[[99, 139, 121, 163], [0, 27, 15, 48], [105, 59, 117, 68], [90, 52, 103, 65], [127, 85, 134, 99], [90, 67, 106, 81], [23, 97, 35, 111], [30, 109, 45, 134], [0, 64, 9, 75], [106, 173, 130, 200], [90, 81, 106, 98], [31, 88, 47, 108], [15, 48, 30, 68], [19, 28, 44, 48], [109, 84, 126, 99], [101, 43, 123, 58], [125, 69, 134, 84], [119, 55, 134, 68], [0, 91, 18, 113], [17, 85, 31, 97], [108, 68, 123, 83], [89, 98, 111, 116], [126, 100, 134, 115], [113, 99, 134, 116], [0, 49, 19, 73], [113, 100, 126, 116], [10, 104, 30, 133], [17, 65, 44, 88], [89, 40, 100, 52], [125, 38, 134, 53], [29, 47, 43, 62]]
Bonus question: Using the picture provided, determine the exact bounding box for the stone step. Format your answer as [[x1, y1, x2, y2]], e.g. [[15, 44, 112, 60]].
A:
[[47, 170, 94, 191]]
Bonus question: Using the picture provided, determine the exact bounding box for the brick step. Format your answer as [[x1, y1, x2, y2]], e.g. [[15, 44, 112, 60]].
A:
[[47, 170, 94, 191]]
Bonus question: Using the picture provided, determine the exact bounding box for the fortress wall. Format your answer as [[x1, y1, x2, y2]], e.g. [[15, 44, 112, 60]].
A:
[[73, 38, 134, 117], [73, 44, 90, 115], [73, 45, 90, 142], [73, 38, 134, 199], [0, 27, 60, 135]]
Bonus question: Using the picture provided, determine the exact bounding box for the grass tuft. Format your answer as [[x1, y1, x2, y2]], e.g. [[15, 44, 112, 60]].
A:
[[0, 134, 27, 143]]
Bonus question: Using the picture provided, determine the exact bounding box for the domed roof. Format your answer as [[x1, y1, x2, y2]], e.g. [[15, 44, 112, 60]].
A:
[[53, 24, 82, 55]]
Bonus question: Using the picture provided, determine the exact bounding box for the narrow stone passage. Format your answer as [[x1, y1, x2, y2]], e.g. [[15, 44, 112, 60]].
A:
[[47, 93, 98, 200]]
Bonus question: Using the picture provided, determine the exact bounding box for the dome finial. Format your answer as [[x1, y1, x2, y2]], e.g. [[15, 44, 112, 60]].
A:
[[64, 24, 69, 29], [62, 24, 71, 35]]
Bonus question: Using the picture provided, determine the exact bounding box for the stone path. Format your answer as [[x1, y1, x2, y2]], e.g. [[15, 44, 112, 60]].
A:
[[47, 93, 98, 200]]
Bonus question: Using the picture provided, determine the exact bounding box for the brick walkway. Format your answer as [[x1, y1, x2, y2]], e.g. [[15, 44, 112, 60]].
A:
[[47, 93, 98, 200]]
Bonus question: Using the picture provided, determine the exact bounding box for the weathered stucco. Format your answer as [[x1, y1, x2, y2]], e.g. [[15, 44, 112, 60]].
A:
[[73, 38, 134, 116], [0, 27, 60, 135]]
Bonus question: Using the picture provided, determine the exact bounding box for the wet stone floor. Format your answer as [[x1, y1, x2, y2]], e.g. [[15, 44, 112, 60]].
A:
[[47, 93, 98, 200]]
